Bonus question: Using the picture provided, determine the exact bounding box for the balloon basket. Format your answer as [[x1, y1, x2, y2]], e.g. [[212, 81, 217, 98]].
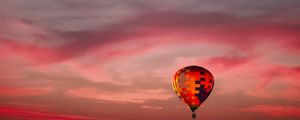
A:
[[192, 113, 196, 119]]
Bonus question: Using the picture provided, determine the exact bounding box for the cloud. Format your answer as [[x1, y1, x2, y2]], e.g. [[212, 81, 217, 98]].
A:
[[249, 65, 300, 100], [0, 105, 95, 120], [201, 54, 257, 71], [66, 87, 172, 103], [0, 86, 54, 97], [1, 8, 299, 65], [240, 105, 300, 117], [141, 105, 163, 110]]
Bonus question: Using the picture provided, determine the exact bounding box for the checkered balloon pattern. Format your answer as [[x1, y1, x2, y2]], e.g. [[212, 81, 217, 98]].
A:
[[172, 66, 214, 112]]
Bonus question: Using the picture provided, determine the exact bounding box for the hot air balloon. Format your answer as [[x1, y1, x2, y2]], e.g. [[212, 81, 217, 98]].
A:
[[172, 66, 214, 119]]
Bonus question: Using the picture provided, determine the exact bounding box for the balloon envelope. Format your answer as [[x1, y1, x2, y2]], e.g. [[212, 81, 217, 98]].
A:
[[172, 66, 214, 114]]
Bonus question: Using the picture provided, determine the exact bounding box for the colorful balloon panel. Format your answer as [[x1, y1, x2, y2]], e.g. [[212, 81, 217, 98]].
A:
[[172, 66, 214, 112]]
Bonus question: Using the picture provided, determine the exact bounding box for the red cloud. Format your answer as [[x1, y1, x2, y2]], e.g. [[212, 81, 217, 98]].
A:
[[257, 65, 300, 90], [0, 39, 60, 64], [66, 87, 172, 103], [0, 106, 94, 120], [1, 11, 299, 65], [0, 86, 54, 97], [202, 54, 256, 71], [240, 105, 300, 117], [249, 65, 300, 100]]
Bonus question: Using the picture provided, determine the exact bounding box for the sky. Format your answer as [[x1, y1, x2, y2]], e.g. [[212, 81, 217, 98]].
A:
[[0, 0, 300, 120]]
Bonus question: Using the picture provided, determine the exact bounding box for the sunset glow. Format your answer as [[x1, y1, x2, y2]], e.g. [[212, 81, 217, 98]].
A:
[[0, 0, 300, 120]]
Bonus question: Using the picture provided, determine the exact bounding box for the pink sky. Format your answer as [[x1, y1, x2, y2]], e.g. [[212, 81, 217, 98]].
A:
[[0, 0, 300, 120]]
